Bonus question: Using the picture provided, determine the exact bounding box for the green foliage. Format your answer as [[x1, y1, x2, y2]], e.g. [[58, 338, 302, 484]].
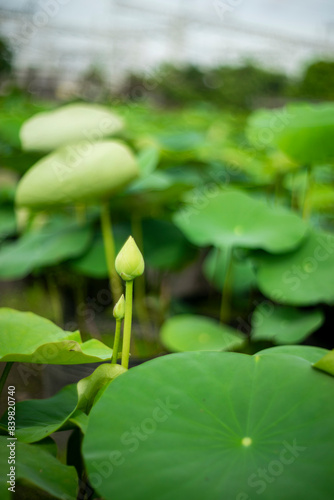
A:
[[0, 37, 12, 77], [83, 350, 334, 500], [254, 230, 334, 306], [203, 247, 256, 294], [247, 102, 334, 164], [174, 189, 307, 253], [0, 216, 92, 279], [251, 305, 324, 344], [0, 436, 78, 500], [124, 63, 288, 109], [296, 61, 334, 101], [0, 308, 113, 363], [160, 314, 245, 352]]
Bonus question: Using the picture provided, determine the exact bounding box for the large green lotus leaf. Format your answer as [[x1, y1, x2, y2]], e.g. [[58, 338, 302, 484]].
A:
[[254, 230, 334, 305], [160, 314, 245, 352], [313, 350, 334, 377], [251, 304, 324, 344], [77, 363, 126, 413], [256, 345, 329, 364], [0, 219, 92, 279], [0, 207, 16, 238], [0, 384, 78, 443], [0, 436, 77, 500], [83, 351, 334, 500], [203, 247, 256, 294], [16, 140, 139, 209], [20, 103, 124, 151], [174, 190, 307, 253], [247, 103, 334, 164], [0, 308, 113, 363]]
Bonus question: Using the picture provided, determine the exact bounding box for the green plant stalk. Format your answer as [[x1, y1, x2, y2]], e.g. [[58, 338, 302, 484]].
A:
[[0, 362, 14, 397], [100, 202, 122, 304], [111, 319, 122, 364], [121, 280, 134, 369], [75, 204, 86, 224], [302, 165, 312, 220], [46, 274, 63, 326], [219, 246, 234, 324]]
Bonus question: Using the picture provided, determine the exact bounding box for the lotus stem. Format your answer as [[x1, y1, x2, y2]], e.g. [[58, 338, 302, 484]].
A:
[[0, 362, 14, 398], [121, 280, 134, 369], [46, 273, 63, 326], [100, 202, 122, 305], [111, 319, 122, 365], [302, 165, 312, 220], [219, 246, 234, 324]]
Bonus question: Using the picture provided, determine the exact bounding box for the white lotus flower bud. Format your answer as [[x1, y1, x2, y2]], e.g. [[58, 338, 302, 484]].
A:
[[115, 236, 144, 281], [113, 294, 125, 320]]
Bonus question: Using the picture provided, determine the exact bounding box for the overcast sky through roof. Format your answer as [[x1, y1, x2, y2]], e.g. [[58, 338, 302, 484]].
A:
[[1, 0, 333, 81]]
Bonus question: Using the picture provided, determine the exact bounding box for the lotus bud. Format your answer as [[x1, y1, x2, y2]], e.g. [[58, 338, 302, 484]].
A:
[[115, 236, 144, 281], [113, 294, 125, 320]]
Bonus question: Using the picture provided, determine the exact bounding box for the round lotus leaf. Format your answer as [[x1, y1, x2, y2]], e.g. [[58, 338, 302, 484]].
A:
[[203, 247, 256, 294], [15, 140, 139, 208], [83, 351, 334, 500], [251, 304, 324, 344], [256, 345, 329, 364], [254, 230, 334, 305], [247, 103, 334, 164], [174, 190, 307, 253], [20, 103, 124, 151], [160, 314, 246, 352]]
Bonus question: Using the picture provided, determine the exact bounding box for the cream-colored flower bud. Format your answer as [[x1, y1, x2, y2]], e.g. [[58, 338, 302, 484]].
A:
[[113, 294, 125, 320], [115, 236, 144, 281]]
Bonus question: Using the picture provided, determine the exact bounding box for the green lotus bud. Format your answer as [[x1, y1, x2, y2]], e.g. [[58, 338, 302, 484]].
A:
[[115, 236, 144, 281], [113, 294, 125, 320]]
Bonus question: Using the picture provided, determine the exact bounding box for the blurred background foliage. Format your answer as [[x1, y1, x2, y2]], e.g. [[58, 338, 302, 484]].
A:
[[0, 30, 334, 363]]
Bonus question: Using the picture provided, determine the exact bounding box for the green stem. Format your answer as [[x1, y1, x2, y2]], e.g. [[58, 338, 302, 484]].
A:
[[75, 204, 86, 224], [46, 274, 63, 326], [100, 202, 122, 305], [302, 165, 312, 220], [121, 280, 133, 369], [219, 246, 234, 324], [111, 319, 122, 364], [0, 362, 14, 397]]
